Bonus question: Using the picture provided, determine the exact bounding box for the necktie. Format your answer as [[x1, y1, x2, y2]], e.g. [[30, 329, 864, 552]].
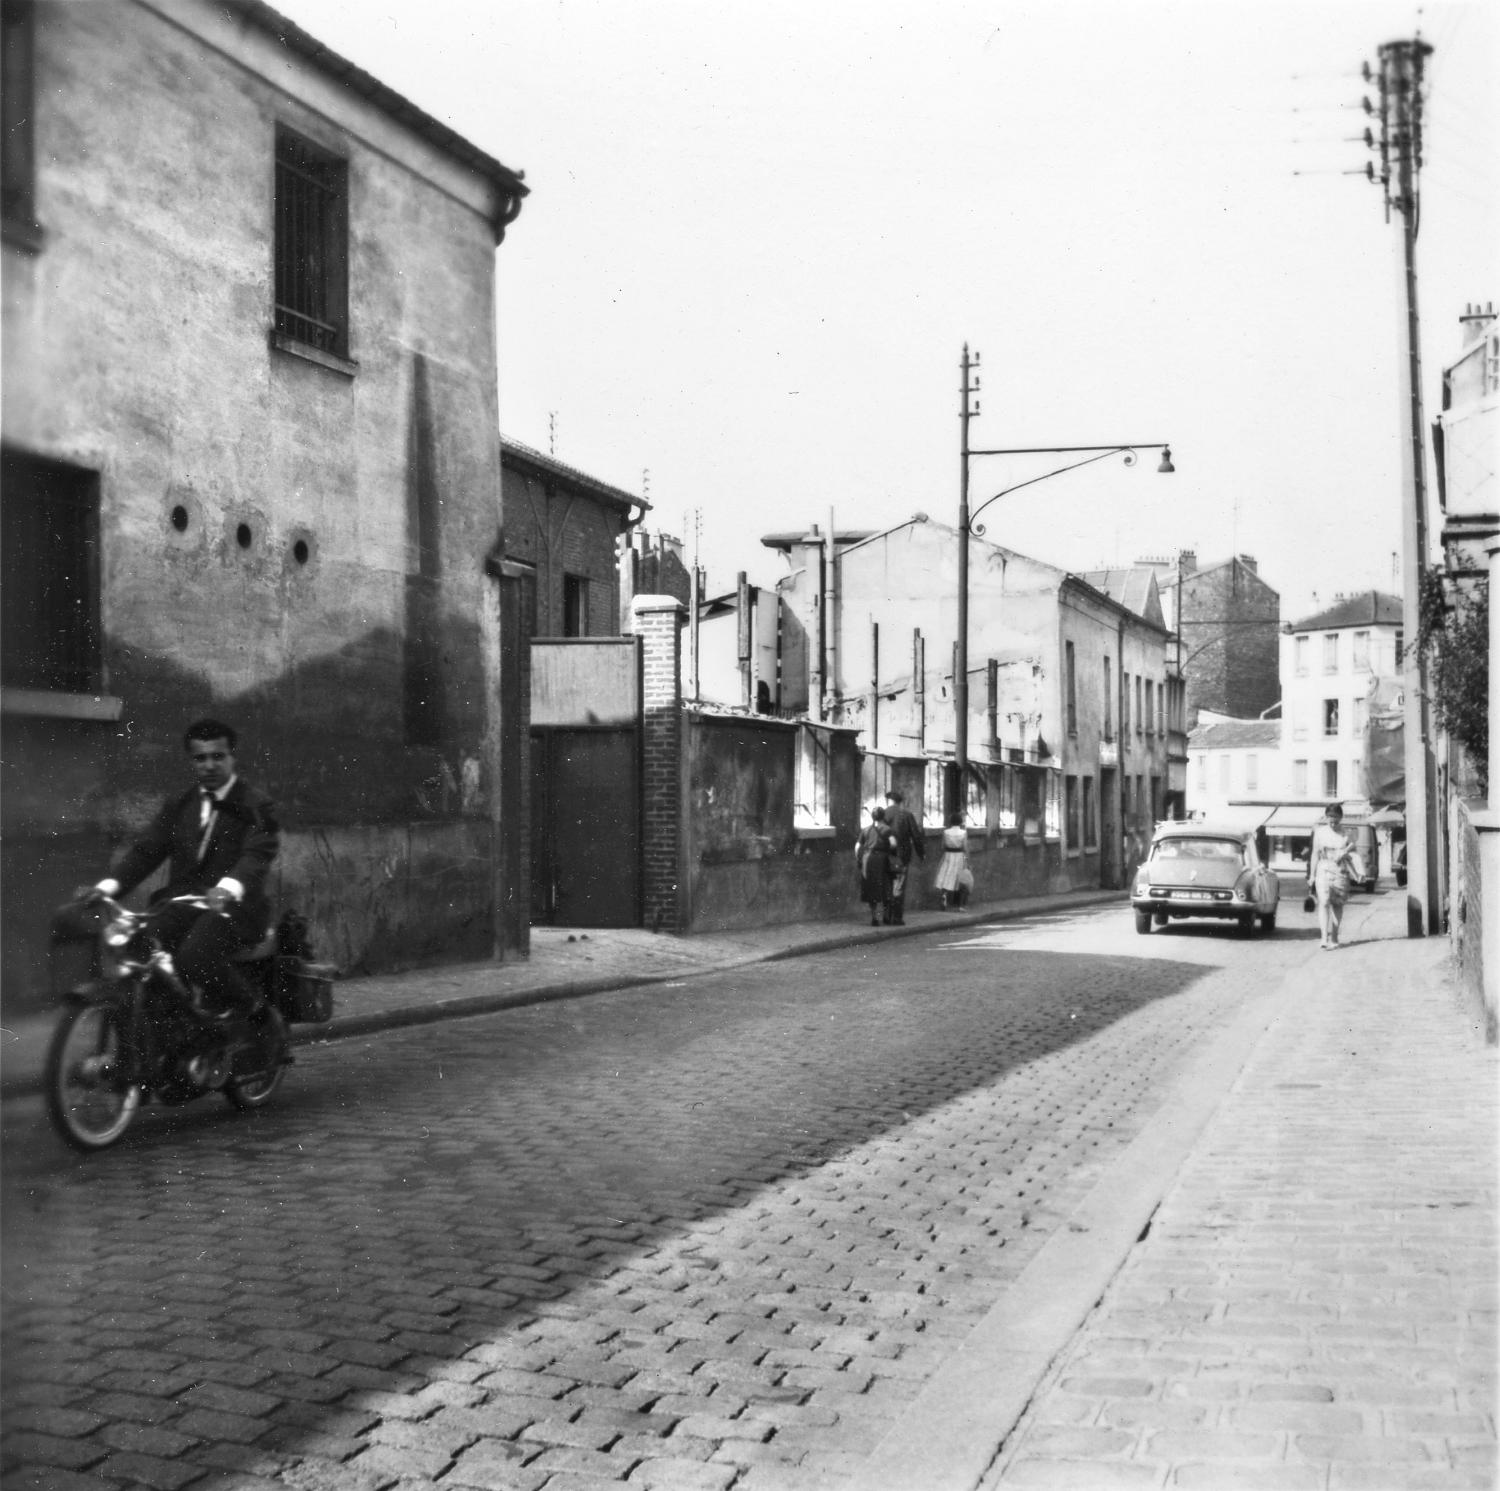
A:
[[197, 791, 218, 862]]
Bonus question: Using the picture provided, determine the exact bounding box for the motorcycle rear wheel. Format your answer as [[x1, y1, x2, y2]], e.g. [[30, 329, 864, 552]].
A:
[[225, 1006, 288, 1110], [46, 1004, 142, 1151]]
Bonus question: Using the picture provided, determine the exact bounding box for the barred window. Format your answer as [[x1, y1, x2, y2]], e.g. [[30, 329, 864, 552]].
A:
[[1, 447, 101, 693], [795, 726, 832, 829], [274, 128, 348, 357]]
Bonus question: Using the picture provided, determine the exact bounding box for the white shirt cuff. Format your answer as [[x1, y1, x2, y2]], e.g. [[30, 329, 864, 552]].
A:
[[95, 879, 120, 896], [216, 878, 244, 901]]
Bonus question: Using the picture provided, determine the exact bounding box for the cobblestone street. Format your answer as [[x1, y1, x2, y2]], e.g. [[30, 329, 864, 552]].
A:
[[1, 903, 1282, 1491]]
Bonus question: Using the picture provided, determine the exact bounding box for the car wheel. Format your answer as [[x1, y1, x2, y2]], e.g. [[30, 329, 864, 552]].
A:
[[1134, 909, 1152, 935]]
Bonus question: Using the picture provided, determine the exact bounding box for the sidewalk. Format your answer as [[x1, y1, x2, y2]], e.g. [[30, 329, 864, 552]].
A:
[[874, 886, 1494, 1491], [0, 887, 1117, 1102]]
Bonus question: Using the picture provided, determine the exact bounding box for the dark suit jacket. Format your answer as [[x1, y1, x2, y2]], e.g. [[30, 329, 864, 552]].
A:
[[111, 777, 280, 940], [886, 804, 925, 865]]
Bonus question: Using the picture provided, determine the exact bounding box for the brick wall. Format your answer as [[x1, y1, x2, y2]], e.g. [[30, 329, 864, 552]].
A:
[[634, 596, 685, 931]]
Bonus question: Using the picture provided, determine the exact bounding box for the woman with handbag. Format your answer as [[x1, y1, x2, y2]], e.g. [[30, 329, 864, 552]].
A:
[[857, 806, 898, 927], [933, 813, 969, 910], [1307, 802, 1359, 950]]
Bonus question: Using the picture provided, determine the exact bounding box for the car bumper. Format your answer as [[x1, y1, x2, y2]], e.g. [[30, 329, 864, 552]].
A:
[[1131, 890, 1264, 919]]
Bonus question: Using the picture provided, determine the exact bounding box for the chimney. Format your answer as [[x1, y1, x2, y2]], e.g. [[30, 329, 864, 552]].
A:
[[1177, 548, 1197, 576], [1460, 300, 1496, 347], [1239, 554, 1257, 574]]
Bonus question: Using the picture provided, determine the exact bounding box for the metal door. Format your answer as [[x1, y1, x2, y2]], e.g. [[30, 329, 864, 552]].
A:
[[529, 636, 643, 928], [531, 729, 641, 926]]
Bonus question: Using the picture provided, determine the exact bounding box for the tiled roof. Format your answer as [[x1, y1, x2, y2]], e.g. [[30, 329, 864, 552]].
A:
[[1188, 720, 1281, 750], [1290, 591, 1402, 632], [501, 438, 649, 513]]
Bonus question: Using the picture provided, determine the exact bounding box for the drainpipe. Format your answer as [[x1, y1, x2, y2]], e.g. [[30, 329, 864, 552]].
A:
[[826, 507, 837, 719]]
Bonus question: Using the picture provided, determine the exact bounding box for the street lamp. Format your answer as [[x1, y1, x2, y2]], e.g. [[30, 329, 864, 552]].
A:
[[953, 343, 1174, 814]]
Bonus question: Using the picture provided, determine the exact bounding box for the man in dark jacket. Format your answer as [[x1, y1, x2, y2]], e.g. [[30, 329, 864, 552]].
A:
[[90, 717, 279, 1021], [883, 788, 925, 925]]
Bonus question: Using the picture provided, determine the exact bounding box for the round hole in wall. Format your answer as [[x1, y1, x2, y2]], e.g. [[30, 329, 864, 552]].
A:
[[236, 523, 253, 549], [293, 539, 310, 565], [170, 505, 189, 532]]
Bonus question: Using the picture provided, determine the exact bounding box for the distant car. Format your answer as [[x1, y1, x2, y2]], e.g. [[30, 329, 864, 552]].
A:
[[1131, 822, 1281, 936]]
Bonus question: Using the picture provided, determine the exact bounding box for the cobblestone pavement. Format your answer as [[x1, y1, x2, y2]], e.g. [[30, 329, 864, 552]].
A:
[[0, 899, 1419, 1491], [983, 895, 1497, 1490]]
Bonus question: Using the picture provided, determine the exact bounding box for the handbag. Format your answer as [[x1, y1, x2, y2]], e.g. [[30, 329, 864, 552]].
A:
[[958, 866, 975, 891], [1303, 890, 1316, 913]]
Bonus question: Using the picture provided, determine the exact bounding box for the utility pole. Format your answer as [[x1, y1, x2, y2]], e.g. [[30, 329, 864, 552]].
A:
[[1365, 37, 1440, 935], [954, 345, 980, 820]]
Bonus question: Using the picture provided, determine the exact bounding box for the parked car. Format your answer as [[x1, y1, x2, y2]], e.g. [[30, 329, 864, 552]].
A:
[[1131, 822, 1281, 936]]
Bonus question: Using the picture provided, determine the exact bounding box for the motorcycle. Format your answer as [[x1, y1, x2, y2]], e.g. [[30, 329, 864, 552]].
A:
[[44, 893, 332, 1151]]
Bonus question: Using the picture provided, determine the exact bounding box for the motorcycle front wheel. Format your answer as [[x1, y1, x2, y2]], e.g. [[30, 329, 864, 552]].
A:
[[225, 1006, 288, 1110], [46, 1003, 142, 1151]]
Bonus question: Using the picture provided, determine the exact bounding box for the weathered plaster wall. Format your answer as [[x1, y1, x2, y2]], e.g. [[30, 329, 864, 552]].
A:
[[685, 715, 865, 932], [1, 1, 507, 1001]]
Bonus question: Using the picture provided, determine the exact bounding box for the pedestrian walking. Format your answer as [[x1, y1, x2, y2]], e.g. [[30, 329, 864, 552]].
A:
[[856, 805, 898, 927], [883, 788, 926, 925], [934, 812, 970, 910], [1307, 800, 1359, 949]]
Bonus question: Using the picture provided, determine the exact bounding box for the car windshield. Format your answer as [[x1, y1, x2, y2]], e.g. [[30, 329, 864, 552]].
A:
[[1152, 838, 1243, 863]]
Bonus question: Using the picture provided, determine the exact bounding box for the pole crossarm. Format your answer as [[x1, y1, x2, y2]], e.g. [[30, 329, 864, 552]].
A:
[[967, 444, 1171, 537]]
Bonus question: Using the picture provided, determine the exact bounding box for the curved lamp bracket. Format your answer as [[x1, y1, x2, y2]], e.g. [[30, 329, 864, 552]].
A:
[[966, 444, 1171, 537]]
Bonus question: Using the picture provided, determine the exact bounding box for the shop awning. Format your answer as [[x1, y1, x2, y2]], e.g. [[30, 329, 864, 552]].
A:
[[1261, 804, 1331, 832], [1205, 803, 1276, 832]]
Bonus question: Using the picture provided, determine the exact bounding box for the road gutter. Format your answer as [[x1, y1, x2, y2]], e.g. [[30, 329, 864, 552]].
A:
[[845, 938, 1315, 1491]]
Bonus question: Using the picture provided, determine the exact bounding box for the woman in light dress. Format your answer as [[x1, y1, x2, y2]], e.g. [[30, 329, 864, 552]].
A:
[[1307, 801, 1359, 949], [934, 812, 969, 910]]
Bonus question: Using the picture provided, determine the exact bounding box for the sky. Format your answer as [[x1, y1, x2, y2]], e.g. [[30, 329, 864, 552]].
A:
[[272, 0, 1498, 621]]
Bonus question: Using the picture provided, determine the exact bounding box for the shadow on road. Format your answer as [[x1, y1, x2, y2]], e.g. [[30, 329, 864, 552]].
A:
[[3, 943, 1233, 1484]]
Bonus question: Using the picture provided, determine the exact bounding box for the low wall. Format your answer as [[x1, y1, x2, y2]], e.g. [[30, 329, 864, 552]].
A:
[[0, 818, 496, 1019]]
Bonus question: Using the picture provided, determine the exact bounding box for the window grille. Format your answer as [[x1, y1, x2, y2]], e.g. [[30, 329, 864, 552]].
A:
[[274, 128, 348, 356], [964, 765, 986, 830], [923, 760, 944, 824], [998, 765, 1018, 832], [794, 726, 832, 828]]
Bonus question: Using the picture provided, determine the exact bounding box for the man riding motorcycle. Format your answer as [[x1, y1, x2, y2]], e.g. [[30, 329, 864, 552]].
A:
[[83, 717, 279, 1031]]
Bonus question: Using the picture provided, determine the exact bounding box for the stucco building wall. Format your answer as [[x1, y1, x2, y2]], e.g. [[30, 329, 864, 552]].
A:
[[1, 0, 525, 998]]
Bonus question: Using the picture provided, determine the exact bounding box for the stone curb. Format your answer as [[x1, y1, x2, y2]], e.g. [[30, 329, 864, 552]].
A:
[[1, 890, 1123, 1099]]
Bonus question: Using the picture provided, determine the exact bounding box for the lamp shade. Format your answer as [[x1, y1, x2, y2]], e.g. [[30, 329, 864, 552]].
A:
[[1157, 447, 1175, 473]]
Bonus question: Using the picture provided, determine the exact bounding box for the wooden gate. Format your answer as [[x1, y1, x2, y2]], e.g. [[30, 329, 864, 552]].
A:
[[530, 637, 642, 927]]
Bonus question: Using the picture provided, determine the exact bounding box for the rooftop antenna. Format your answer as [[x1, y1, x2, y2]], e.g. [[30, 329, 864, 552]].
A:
[[548, 412, 557, 456]]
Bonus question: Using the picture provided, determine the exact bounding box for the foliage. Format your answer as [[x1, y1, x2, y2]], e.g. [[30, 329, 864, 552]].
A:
[[1416, 565, 1489, 792]]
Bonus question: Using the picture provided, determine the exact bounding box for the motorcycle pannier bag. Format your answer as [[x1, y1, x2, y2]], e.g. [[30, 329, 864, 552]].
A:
[[275, 957, 335, 1023]]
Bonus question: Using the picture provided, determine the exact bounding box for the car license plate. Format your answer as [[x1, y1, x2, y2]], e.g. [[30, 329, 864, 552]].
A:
[[1175, 890, 1212, 900]]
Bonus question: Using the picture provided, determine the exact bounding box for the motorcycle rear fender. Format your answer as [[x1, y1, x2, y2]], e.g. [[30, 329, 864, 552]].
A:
[[61, 978, 131, 1008]]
